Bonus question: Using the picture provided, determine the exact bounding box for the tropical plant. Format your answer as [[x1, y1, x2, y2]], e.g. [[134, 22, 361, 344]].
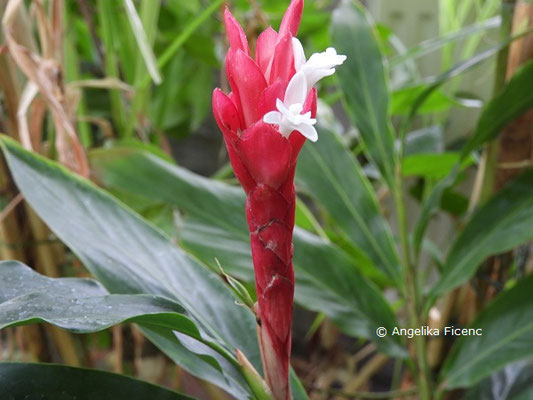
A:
[[1, 0, 533, 399]]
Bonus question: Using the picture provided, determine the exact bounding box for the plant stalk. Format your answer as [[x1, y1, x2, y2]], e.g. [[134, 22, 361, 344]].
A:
[[392, 165, 432, 400]]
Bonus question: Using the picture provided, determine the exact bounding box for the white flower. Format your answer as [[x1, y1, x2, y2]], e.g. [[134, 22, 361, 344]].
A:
[[262, 40, 346, 142], [292, 38, 347, 88], [263, 71, 318, 142]]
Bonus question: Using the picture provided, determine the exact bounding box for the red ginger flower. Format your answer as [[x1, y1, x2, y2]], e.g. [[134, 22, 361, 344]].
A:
[[212, 1, 345, 398]]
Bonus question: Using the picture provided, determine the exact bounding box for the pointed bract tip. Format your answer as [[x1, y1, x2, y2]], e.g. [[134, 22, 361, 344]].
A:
[[224, 7, 250, 55], [279, 0, 304, 37]]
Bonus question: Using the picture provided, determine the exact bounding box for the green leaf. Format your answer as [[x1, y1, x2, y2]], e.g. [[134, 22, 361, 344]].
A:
[[403, 153, 473, 179], [123, 0, 161, 85], [430, 171, 533, 300], [332, 0, 396, 186], [461, 60, 533, 157], [440, 274, 533, 390], [0, 260, 219, 353], [90, 146, 253, 281], [403, 153, 460, 179], [0, 136, 255, 398], [296, 128, 401, 284], [89, 146, 406, 358], [0, 362, 195, 400], [392, 86, 456, 116], [293, 230, 407, 358]]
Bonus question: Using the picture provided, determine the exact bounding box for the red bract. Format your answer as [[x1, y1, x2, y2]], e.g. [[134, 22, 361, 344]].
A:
[[213, 1, 320, 399]]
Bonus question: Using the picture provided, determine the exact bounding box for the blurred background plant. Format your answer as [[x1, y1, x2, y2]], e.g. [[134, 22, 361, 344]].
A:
[[2, 0, 533, 399]]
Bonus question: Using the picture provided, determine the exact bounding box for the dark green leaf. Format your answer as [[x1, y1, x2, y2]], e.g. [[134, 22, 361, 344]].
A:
[[296, 128, 401, 284], [332, 0, 396, 186], [0, 362, 195, 400], [430, 171, 533, 300], [0, 261, 213, 349], [90, 146, 253, 281], [440, 274, 533, 389]]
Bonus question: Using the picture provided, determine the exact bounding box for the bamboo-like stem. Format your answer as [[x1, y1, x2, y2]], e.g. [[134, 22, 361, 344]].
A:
[[112, 326, 123, 373], [468, 0, 516, 212]]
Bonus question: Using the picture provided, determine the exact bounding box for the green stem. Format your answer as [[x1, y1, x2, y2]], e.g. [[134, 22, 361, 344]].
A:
[[392, 164, 431, 399]]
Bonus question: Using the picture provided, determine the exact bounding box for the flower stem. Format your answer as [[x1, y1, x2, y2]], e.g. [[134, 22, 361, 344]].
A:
[[392, 164, 432, 400]]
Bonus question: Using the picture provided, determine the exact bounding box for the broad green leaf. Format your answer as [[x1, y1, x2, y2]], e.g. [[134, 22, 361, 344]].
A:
[[430, 171, 533, 300], [90, 146, 253, 281], [89, 146, 406, 357], [0, 260, 221, 356], [440, 274, 533, 389], [332, 0, 396, 186], [461, 60, 533, 157], [296, 128, 401, 284], [0, 136, 255, 398], [0, 363, 195, 400]]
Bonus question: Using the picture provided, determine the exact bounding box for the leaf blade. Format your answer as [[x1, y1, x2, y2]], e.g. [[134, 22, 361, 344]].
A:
[[440, 274, 533, 389], [331, 0, 396, 186], [430, 171, 533, 299], [0, 362, 196, 400]]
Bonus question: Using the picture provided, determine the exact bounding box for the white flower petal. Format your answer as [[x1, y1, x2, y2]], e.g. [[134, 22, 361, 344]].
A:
[[303, 67, 335, 88], [296, 46, 347, 88], [292, 37, 306, 71], [284, 71, 307, 106], [296, 123, 318, 142], [263, 111, 282, 125]]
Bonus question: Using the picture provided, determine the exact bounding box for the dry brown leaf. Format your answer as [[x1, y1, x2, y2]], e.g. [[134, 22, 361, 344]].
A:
[[2, 0, 89, 176], [68, 77, 134, 95]]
